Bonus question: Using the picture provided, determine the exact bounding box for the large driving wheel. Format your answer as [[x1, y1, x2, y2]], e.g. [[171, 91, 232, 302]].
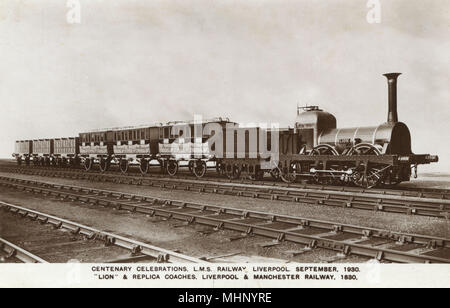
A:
[[193, 160, 207, 178], [347, 143, 381, 156], [351, 165, 384, 189], [166, 160, 178, 176], [309, 144, 339, 156], [139, 159, 149, 175]]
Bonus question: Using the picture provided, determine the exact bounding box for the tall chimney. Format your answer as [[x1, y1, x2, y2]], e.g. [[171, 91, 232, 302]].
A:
[[383, 73, 401, 123]]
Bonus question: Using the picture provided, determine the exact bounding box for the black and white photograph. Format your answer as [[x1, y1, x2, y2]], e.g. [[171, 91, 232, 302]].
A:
[[0, 0, 449, 290]]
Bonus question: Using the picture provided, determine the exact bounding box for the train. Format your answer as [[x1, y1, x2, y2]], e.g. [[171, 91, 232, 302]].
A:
[[13, 73, 438, 188]]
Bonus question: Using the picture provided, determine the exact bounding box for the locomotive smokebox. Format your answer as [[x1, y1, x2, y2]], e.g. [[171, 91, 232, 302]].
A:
[[383, 72, 402, 123]]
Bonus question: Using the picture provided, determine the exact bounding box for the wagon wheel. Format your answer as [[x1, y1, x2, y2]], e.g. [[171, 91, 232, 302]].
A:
[[280, 163, 298, 184], [139, 159, 149, 175], [16, 158, 22, 166], [309, 144, 339, 156], [25, 157, 30, 166], [193, 160, 207, 178], [51, 158, 57, 167], [166, 160, 178, 176], [84, 158, 93, 171], [99, 158, 110, 173]]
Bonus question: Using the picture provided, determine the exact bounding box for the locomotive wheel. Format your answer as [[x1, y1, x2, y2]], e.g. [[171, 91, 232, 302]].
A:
[[139, 160, 149, 175], [119, 159, 129, 174], [193, 160, 207, 178], [166, 160, 178, 176], [99, 158, 110, 173], [84, 158, 93, 171], [347, 143, 381, 156], [309, 145, 339, 156], [351, 167, 382, 189]]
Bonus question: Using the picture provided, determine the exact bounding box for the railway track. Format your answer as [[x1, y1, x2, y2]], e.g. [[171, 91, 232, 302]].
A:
[[1, 176, 449, 263], [0, 201, 205, 263], [1, 169, 450, 219], [1, 163, 450, 200], [0, 237, 48, 263]]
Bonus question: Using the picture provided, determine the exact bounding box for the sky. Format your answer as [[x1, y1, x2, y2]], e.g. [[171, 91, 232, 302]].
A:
[[0, 0, 448, 172]]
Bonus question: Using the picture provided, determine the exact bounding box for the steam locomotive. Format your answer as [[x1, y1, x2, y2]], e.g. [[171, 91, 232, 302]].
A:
[[13, 73, 438, 188]]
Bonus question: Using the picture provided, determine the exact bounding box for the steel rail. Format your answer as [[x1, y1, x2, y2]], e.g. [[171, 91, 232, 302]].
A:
[[0, 237, 48, 263], [1, 164, 450, 200], [1, 178, 449, 263], [0, 201, 206, 264], [0, 172, 449, 219]]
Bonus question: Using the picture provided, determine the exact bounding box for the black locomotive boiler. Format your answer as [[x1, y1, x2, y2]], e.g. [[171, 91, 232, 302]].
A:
[[12, 73, 438, 188]]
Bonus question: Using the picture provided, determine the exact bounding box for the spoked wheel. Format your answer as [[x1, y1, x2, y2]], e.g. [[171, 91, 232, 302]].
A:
[[347, 143, 382, 156], [119, 159, 129, 174], [309, 144, 339, 156], [51, 158, 57, 167], [84, 158, 93, 171], [99, 158, 110, 173], [351, 165, 385, 189], [139, 159, 149, 175], [192, 160, 207, 178], [280, 163, 298, 184], [166, 160, 178, 176]]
